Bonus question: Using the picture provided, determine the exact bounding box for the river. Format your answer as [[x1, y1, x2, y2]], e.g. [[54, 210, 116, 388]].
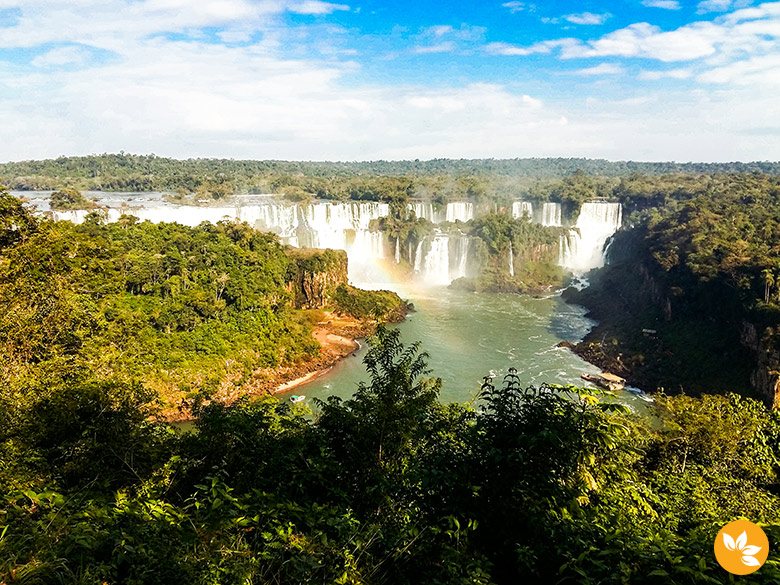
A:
[[283, 281, 653, 414]]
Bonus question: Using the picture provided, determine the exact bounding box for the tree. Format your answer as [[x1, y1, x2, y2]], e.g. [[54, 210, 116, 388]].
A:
[[49, 187, 94, 211], [762, 268, 775, 303]]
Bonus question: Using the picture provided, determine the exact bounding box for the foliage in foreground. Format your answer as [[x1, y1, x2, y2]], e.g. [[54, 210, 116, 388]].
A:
[[1, 327, 779, 584]]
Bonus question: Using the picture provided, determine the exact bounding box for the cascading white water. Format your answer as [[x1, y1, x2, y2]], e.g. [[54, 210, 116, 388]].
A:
[[421, 237, 451, 286], [412, 234, 471, 285], [409, 202, 439, 222], [413, 240, 424, 273], [539, 202, 562, 227], [512, 201, 534, 220], [445, 202, 474, 223], [560, 201, 622, 273], [511, 201, 561, 227], [352, 230, 384, 259], [509, 241, 514, 277], [451, 235, 470, 282], [408, 201, 474, 224], [394, 237, 400, 263]]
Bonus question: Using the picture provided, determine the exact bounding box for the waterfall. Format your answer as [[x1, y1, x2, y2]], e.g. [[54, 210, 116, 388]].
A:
[[413, 240, 424, 273], [445, 202, 474, 223], [560, 201, 622, 273], [539, 202, 562, 227], [511, 201, 561, 226], [421, 236, 451, 286], [412, 234, 471, 285], [394, 237, 400, 263], [352, 230, 384, 259], [509, 241, 514, 277], [409, 202, 439, 222], [512, 201, 533, 220], [451, 235, 470, 281]]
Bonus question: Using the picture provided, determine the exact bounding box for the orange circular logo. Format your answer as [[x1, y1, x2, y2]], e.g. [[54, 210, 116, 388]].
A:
[[714, 520, 769, 575]]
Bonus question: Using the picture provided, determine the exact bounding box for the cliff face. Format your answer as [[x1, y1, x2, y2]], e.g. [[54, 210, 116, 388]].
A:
[[741, 323, 780, 409], [285, 248, 349, 309], [568, 229, 756, 402]]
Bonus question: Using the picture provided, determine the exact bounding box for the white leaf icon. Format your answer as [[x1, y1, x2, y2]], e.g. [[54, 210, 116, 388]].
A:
[[742, 545, 762, 556], [736, 531, 748, 550], [742, 555, 761, 567], [723, 533, 736, 551]]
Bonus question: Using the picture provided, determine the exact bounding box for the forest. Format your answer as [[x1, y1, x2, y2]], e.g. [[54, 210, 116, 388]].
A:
[[3, 167, 780, 582], [2, 323, 779, 583], [567, 173, 780, 407], [3, 153, 780, 205], [0, 190, 404, 418]]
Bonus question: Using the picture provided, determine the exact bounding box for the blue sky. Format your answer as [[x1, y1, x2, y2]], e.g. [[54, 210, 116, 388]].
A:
[[0, 0, 778, 162]]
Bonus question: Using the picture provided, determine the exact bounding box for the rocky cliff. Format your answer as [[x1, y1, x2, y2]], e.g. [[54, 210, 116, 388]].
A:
[[285, 248, 348, 309], [741, 322, 780, 409], [566, 229, 756, 402]]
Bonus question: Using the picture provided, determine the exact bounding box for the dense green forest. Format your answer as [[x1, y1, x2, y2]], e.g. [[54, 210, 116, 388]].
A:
[[2, 325, 779, 583], [4, 167, 780, 582], [568, 173, 780, 407], [3, 153, 779, 205], [0, 189, 403, 416]]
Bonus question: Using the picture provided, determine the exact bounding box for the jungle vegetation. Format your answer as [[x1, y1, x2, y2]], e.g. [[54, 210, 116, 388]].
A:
[[568, 173, 780, 403], [0, 189, 402, 415], [1, 326, 778, 584], [3, 167, 780, 582], [4, 153, 779, 207]]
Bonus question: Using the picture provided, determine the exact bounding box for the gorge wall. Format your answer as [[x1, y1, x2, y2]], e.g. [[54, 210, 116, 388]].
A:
[[285, 248, 349, 309], [569, 228, 778, 408]]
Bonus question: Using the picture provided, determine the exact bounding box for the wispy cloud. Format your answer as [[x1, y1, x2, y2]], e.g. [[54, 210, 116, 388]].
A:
[[501, 1, 527, 14], [413, 42, 456, 54], [486, 39, 576, 56], [288, 1, 350, 15], [564, 12, 611, 25], [698, 53, 780, 84], [638, 67, 692, 79], [641, 0, 682, 9], [428, 25, 454, 37], [31, 45, 96, 68], [697, 0, 752, 14], [573, 63, 624, 75]]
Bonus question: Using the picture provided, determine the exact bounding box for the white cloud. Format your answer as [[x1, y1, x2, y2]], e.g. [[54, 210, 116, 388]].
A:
[[2, 46, 779, 162], [31, 46, 95, 67], [413, 42, 455, 54], [564, 12, 610, 25], [488, 3, 780, 66], [573, 63, 624, 75], [638, 67, 693, 79], [559, 22, 723, 61], [428, 25, 453, 37], [288, 1, 349, 15], [502, 2, 526, 14], [486, 39, 576, 56], [697, 0, 752, 14], [0, 1, 351, 50], [641, 0, 681, 9], [697, 53, 780, 84]]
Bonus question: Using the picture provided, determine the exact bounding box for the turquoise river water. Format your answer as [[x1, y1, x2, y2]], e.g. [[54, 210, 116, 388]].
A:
[[279, 282, 653, 414]]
